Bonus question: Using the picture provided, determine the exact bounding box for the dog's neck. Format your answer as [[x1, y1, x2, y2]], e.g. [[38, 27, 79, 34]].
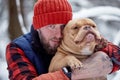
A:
[[57, 46, 89, 59]]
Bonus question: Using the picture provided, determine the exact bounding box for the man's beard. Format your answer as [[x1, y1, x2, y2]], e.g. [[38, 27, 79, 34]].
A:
[[39, 33, 60, 55]]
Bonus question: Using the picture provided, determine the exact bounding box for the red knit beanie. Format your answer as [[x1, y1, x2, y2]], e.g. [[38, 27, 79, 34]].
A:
[[33, 0, 72, 30]]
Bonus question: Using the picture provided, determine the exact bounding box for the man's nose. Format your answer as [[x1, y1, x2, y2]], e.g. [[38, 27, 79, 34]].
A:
[[55, 29, 63, 39]]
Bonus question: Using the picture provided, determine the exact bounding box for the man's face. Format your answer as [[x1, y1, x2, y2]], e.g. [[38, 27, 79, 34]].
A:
[[37, 24, 65, 55]]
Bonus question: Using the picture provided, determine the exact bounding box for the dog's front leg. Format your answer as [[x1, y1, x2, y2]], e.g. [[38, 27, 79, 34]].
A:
[[49, 53, 83, 72], [66, 55, 83, 70]]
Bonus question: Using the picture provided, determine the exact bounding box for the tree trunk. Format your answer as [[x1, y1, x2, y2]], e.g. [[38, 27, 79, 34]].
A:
[[20, 0, 27, 28], [8, 0, 23, 40]]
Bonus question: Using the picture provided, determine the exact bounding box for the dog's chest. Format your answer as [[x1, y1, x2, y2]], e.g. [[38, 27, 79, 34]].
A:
[[80, 47, 93, 55]]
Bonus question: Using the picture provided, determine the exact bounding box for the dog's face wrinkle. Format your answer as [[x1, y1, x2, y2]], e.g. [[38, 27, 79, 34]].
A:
[[61, 18, 101, 55], [72, 24, 96, 42], [75, 25, 101, 44], [64, 29, 95, 50], [60, 40, 94, 56], [62, 38, 93, 55], [70, 26, 79, 37], [60, 40, 81, 55], [74, 29, 94, 44]]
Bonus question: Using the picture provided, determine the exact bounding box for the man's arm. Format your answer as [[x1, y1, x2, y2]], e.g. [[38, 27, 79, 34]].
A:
[[6, 43, 69, 80], [101, 42, 120, 72], [72, 51, 113, 80], [6, 43, 38, 80]]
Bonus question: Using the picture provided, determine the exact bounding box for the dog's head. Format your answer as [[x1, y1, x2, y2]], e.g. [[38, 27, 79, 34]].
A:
[[60, 18, 101, 55]]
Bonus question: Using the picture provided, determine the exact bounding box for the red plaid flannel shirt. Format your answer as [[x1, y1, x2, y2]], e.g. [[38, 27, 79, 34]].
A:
[[6, 42, 120, 80], [101, 42, 120, 72], [6, 43, 38, 80]]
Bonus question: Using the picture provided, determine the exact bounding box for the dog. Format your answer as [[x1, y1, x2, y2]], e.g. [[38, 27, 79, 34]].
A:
[[49, 18, 107, 80]]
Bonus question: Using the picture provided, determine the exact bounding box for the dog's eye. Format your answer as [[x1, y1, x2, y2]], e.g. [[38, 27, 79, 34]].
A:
[[92, 25, 96, 28], [73, 26, 78, 30]]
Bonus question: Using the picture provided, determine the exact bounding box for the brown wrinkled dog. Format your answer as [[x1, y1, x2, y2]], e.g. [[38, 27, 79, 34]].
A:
[[49, 18, 107, 80]]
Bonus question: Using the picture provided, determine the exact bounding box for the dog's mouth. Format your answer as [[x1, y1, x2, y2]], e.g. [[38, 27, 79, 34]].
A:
[[75, 31, 99, 44], [84, 32, 96, 43]]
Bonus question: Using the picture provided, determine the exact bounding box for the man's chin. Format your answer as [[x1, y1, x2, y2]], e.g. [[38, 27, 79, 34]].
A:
[[50, 43, 60, 49], [47, 45, 59, 55], [47, 48, 57, 55], [43, 42, 60, 55]]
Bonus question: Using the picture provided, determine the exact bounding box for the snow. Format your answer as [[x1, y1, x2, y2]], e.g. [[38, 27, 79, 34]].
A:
[[73, 6, 120, 19], [0, 60, 9, 80], [0, 1, 120, 80]]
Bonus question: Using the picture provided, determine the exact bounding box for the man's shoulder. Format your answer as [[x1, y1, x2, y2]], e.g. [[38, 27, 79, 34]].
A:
[[10, 32, 32, 50], [12, 33, 31, 43]]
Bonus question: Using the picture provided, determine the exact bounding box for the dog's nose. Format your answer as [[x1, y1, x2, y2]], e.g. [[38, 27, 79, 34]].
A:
[[83, 26, 91, 30]]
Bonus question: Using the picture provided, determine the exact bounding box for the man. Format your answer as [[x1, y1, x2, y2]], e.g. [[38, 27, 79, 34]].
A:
[[6, 0, 120, 80]]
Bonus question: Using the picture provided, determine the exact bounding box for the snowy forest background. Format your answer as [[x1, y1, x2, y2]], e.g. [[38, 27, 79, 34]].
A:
[[0, 0, 120, 80]]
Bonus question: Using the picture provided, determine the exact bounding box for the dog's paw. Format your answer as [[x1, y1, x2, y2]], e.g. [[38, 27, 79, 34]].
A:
[[67, 57, 83, 70]]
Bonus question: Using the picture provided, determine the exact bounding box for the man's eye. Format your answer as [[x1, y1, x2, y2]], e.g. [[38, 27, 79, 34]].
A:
[[61, 25, 65, 30], [49, 25, 55, 29]]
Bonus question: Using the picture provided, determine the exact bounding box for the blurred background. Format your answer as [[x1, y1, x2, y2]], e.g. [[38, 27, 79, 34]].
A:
[[0, 0, 120, 80]]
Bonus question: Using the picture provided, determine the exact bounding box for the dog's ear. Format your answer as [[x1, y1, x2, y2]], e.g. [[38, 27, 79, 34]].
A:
[[94, 37, 108, 52]]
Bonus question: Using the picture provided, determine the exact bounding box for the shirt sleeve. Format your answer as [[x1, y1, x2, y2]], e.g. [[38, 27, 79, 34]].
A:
[[6, 43, 38, 80], [32, 70, 69, 80], [100, 42, 120, 73]]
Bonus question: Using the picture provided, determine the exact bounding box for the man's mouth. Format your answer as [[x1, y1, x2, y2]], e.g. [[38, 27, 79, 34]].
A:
[[52, 39, 61, 44]]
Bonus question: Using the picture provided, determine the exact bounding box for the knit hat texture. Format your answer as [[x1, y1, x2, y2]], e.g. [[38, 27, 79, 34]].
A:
[[33, 0, 72, 29]]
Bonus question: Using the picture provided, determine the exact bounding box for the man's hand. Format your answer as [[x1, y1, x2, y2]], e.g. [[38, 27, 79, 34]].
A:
[[72, 51, 113, 80]]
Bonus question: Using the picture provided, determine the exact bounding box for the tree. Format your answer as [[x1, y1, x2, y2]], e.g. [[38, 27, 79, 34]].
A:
[[19, 0, 35, 30], [8, 0, 23, 40]]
